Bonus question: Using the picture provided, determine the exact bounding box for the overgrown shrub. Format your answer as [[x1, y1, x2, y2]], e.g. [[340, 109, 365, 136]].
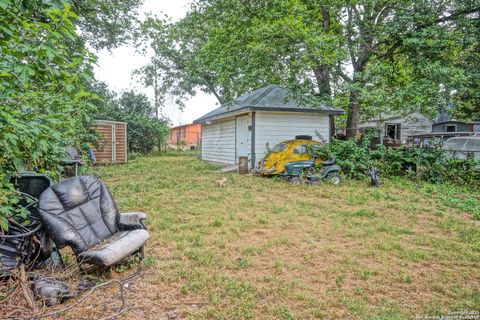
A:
[[313, 138, 373, 179], [312, 138, 480, 186], [0, 2, 96, 228], [91, 83, 170, 154], [121, 112, 169, 154]]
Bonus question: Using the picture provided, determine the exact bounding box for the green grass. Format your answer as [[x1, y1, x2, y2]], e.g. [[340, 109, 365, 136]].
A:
[[91, 153, 480, 319]]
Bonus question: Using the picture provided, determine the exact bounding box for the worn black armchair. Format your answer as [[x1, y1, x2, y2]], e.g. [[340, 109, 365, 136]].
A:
[[38, 176, 149, 268]]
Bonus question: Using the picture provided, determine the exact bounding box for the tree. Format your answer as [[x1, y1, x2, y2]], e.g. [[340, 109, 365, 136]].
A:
[[0, 0, 143, 228], [0, 1, 97, 229], [138, 0, 480, 136], [331, 1, 480, 136], [71, 0, 144, 50], [135, 10, 228, 110], [91, 82, 170, 154]]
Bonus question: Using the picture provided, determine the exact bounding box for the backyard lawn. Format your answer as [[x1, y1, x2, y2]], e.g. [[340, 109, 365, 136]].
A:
[[67, 153, 479, 319]]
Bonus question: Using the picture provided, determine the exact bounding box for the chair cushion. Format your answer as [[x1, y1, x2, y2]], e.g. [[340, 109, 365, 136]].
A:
[[77, 229, 149, 267], [38, 176, 119, 254]]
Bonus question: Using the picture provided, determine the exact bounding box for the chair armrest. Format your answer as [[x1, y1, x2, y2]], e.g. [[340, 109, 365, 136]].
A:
[[118, 212, 147, 230], [60, 159, 83, 165]]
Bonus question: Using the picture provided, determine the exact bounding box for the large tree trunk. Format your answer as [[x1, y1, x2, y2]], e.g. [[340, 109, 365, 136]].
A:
[[312, 8, 332, 98], [346, 90, 360, 138], [313, 65, 331, 97], [345, 63, 365, 138], [154, 66, 159, 119]]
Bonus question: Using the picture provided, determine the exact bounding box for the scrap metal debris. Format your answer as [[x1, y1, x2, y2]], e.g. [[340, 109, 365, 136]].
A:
[[368, 167, 380, 187], [31, 277, 74, 307]]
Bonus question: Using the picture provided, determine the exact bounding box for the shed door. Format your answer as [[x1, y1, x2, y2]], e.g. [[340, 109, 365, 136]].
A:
[[236, 115, 250, 164], [92, 122, 114, 163]]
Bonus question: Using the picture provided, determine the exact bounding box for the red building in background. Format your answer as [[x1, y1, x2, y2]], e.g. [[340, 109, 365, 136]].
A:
[[166, 123, 202, 150]]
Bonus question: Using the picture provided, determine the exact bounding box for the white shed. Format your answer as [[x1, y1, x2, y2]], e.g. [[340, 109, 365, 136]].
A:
[[193, 85, 343, 169]]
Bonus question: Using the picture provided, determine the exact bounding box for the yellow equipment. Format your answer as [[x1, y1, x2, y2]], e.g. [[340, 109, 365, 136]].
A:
[[256, 138, 324, 175]]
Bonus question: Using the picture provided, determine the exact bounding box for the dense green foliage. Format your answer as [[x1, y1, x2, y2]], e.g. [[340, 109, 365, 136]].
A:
[[71, 0, 143, 50], [91, 82, 170, 154], [0, 0, 143, 229], [137, 1, 479, 133], [0, 1, 97, 229], [313, 138, 480, 187]]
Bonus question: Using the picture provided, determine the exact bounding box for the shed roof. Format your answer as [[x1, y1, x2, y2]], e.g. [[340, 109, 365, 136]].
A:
[[194, 84, 343, 123], [433, 120, 471, 126]]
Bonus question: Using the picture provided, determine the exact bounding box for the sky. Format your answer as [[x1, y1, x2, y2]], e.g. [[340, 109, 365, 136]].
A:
[[93, 0, 218, 127]]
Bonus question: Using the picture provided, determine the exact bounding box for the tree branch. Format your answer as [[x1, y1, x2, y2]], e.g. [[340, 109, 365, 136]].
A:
[[333, 63, 352, 82], [381, 6, 480, 59], [346, 7, 358, 69]]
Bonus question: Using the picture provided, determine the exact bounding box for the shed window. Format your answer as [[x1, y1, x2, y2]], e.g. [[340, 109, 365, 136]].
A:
[[385, 123, 401, 140], [446, 125, 456, 132]]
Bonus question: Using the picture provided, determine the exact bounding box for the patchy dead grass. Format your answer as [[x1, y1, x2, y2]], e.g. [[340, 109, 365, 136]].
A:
[[24, 153, 480, 319]]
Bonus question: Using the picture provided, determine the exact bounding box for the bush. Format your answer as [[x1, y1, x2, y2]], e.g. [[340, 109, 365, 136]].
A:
[[312, 137, 480, 186], [122, 113, 169, 154], [91, 84, 170, 154], [0, 2, 96, 228]]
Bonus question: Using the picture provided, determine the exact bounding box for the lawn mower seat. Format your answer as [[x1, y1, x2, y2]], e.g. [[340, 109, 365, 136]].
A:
[[38, 176, 149, 268]]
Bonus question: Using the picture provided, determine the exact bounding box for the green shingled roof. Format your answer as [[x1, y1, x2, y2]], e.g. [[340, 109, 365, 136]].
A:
[[193, 84, 343, 123]]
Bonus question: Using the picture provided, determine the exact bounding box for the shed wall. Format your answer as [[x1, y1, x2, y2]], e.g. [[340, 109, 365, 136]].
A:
[[432, 122, 471, 133], [92, 123, 114, 163], [358, 113, 432, 144], [201, 117, 236, 165], [92, 121, 127, 164], [254, 111, 330, 166], [114, 123, 127, 163], [381, 116, 432, 143], [401, 119, 432, 143]]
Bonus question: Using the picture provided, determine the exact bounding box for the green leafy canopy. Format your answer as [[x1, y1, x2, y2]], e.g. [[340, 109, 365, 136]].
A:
[[91, 82, 170, 154], [137, 0, 480, 133], [0, 0, 143, 228]]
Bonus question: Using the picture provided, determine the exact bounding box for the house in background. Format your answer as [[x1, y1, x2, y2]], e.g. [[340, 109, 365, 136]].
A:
[[357, 113, 433, 145], [193, 84, 343, 169], [431, 103, 479, 133], [432, 120, 475, 133], [166, 123, 202, 150]]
